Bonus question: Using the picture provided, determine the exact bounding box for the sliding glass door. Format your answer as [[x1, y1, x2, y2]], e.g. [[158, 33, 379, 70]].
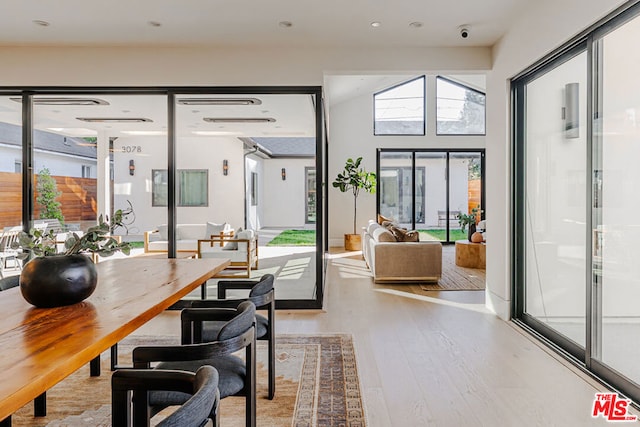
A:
[[513, 2, 640, 402], [520, 48, 589, 350], [377, 149, 484, 243], [592, 13, 640, 388]]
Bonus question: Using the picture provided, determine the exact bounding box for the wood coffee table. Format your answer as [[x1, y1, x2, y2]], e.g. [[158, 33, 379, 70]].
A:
[[455, 240, 486, 269]]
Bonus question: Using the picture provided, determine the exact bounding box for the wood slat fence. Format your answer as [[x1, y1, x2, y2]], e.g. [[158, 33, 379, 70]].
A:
[[0, 172, 97, 230]]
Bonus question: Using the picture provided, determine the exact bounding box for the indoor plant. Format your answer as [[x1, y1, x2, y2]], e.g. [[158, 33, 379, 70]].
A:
[[456, 205, 482, 242], [11, 204, 133, 308], [332, 157, 376, 250]]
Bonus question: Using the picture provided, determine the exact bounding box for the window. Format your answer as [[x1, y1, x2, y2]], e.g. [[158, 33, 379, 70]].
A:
[[152, 169, 208, 207], [81, 165, 92, 178], [250, 172, 258, 206], [305, 167, 316, 223], [14, 160, 21, 174], [436, 76, 485, 135], [374, 76, 425, 135]]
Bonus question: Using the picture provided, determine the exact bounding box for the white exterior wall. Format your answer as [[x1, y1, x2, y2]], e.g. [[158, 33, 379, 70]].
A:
[[262, 158, 316, 228], [112, 136, 244, 237]]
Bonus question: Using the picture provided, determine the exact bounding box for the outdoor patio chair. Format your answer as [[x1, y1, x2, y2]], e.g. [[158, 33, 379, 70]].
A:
[[0, 226, 23, 278], [132, 301, 257, 427], [112, 365, 220, 427], [190, 274, 276, 399]]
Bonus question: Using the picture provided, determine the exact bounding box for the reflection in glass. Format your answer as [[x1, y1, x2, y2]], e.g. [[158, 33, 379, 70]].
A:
[[524, 51, 587, 346], [436, 77, 486, 135], [594, 16, 640, 384], [374, 77, 425, 135]]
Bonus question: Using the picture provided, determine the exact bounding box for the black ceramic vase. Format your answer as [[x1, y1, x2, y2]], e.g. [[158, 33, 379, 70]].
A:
[[19, 254, 98, 308], [467, 223, 476, 242]]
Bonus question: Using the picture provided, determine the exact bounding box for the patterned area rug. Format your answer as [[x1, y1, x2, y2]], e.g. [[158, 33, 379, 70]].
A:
[[11, 334, 366, 427], [420, 245, 485, 291]]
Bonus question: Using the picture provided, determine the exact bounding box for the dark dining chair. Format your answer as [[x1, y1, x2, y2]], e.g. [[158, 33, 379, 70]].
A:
[[132, 300, 257, 427], [189, 274, 275, 399], [112, 365, 219, 427], [0, 275, 19, 291]]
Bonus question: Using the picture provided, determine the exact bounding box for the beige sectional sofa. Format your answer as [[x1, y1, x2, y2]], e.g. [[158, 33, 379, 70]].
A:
[[362, 220, 442, 283]]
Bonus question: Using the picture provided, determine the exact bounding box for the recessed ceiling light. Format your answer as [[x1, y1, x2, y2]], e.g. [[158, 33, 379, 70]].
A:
[[278, 21, 293, 28], [76, 117, 153, 123], [203, 117, 276, 123], [33, 20, 50, 27], [177, 98, 262, 106], [370, 21, 382, 28], [148, 21, 162, 27], [409, 22, 423, 28]]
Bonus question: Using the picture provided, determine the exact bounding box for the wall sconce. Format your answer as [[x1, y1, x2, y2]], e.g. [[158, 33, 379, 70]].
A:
[[281, 168, 286, 181], [223, 159, 229, 176], [129, 159, 135, 176]]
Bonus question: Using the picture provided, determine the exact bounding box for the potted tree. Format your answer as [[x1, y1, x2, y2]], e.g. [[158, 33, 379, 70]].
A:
[[456, 205, 482, 242], [332, 157, 376, 251]]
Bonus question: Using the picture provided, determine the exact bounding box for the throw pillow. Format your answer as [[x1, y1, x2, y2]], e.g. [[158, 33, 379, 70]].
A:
[[157, 224, 168, 240], [223, 226, 242, 250], [372, 227, 396, 242], [403, 230, 420, 242], [377, 213, 394, 225], [389, 226, 418, 242], [206, 221, 228, 238]]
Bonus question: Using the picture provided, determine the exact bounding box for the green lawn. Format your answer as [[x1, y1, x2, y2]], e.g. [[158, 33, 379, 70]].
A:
[[127, 241, 145, 249], [267, 230, 316, 246], [418, 229, 467, 242]]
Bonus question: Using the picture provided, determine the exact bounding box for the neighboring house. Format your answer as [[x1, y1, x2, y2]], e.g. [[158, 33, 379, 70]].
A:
[[0, 122, 97, 178]]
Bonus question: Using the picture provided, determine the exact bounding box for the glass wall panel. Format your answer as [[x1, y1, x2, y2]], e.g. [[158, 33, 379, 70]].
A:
[[415, 152, 447, 242], [379, 152, 414, 228], [174, 93, 319, 303], [449, 152, 482, 242], [523, 51, 588, 346], [0, 96, 23, 277], [32, 94, 168, 259], [594, 15, 640, 384]]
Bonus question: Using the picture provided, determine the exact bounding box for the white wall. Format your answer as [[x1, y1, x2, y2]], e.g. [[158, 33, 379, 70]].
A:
[[486, 0, 627, 319], [0, 145, 98, 178], [262, 158, 316, 228], [328, 75, 485, 246]]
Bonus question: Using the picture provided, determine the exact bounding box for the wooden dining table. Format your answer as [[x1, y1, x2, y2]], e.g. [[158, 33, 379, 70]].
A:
[[0, 256, 230, 425]]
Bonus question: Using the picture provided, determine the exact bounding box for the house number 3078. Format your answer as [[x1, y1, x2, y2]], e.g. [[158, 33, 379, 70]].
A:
[[121, 146, 142, 153]]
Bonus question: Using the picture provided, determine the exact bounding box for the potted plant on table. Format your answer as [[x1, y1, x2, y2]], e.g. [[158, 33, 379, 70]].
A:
[[332, 157, 376, 251], [11, 203, 133, 308], [456, 205, 482, 242]]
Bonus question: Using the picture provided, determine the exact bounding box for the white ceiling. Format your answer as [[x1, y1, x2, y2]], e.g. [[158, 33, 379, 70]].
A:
[[0, 94, 317, 139], [0, 0, 529, 48], [0, 2, 503, 138]]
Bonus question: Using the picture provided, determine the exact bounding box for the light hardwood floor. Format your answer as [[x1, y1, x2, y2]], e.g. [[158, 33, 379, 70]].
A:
[[135, 251, 636, 426]]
